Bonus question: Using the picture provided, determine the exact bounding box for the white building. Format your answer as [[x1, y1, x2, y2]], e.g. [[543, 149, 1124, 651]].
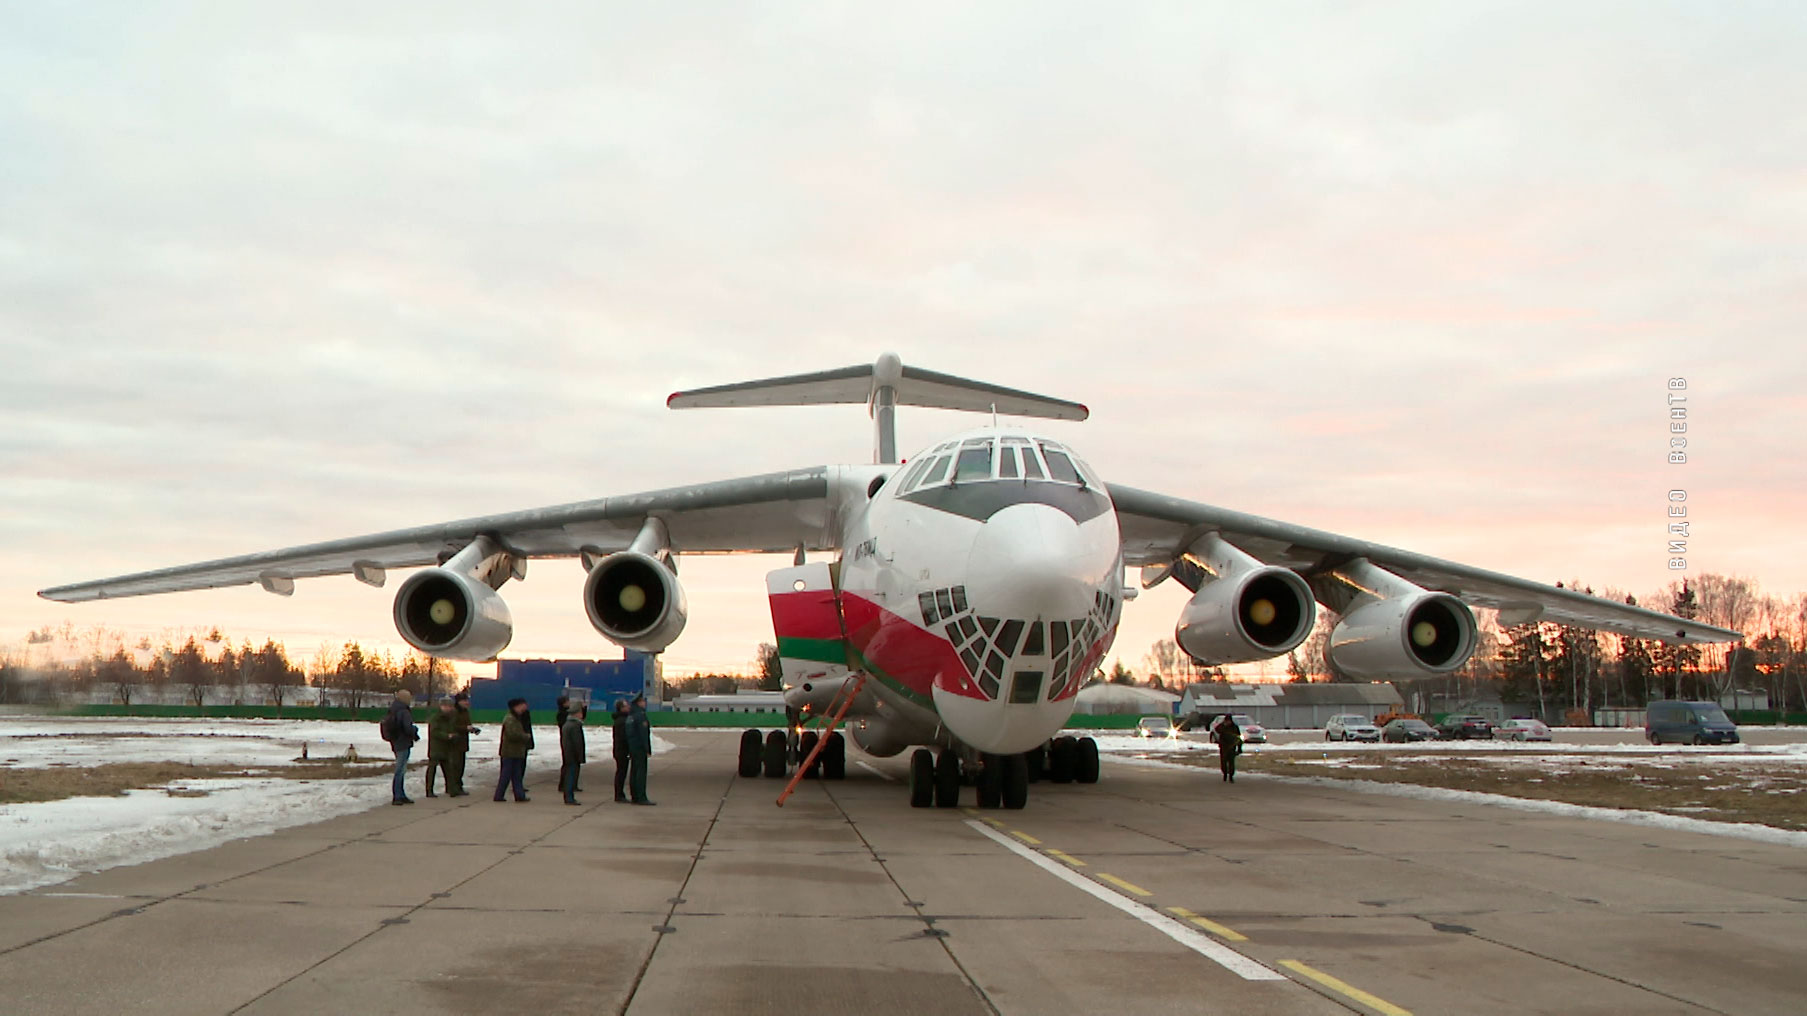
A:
[[1178, 682, 1403, 730]]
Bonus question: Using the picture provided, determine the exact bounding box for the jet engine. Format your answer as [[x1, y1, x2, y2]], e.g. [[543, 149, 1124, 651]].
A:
[[392, 568, 514, 661], [1172, 534, 1316, 664], [1325, 560, 1477, 678], [583, 551, 688, 653]]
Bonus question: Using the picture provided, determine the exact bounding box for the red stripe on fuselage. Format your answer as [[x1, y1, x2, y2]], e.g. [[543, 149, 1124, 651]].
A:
[[768, 589, 844, 641], [838, 592, 987, 702]]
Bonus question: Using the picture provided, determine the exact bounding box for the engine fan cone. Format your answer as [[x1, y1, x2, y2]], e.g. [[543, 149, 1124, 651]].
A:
[[1411, 620, 1438, 647], [619, 584, 647, 613], [429, 599, 457, 626]]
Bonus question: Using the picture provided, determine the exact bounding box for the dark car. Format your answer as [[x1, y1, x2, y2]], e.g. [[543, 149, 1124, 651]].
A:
[[1436, 714, 1494, 740], [1646, 701, 1740, 745], [1382, 718, 1437, 743]]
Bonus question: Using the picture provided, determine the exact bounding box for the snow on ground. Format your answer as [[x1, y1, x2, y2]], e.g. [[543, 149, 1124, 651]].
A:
[[1092, 732, 1807, 761], [0, 716, 668, 895]]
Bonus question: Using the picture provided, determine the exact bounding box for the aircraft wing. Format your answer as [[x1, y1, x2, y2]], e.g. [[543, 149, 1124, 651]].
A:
[[1110, 484, 1740, 644], [39, 468, 838, 603]]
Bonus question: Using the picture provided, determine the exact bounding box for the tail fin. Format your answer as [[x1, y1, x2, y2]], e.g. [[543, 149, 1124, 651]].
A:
[[667, 352, 1088, 464]]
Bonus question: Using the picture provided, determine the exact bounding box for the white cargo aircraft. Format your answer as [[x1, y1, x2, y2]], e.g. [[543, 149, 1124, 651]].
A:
[[42, 354, 1739, 810]]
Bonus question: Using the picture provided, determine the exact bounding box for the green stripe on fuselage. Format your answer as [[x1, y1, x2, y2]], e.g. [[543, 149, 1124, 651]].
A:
[[777, 636, 849, 666], [846, 644, 937, 709]]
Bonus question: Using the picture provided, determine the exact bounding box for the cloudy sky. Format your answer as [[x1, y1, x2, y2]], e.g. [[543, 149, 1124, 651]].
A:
[[3, 3, 1803, 678]]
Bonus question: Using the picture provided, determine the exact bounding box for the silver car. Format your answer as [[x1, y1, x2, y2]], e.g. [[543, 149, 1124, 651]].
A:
[[1495, 718, 1552, 742], [1326, 714, 1381, 742]]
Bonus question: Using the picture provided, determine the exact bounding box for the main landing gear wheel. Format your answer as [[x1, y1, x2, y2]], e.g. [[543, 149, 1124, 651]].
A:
[[762, 730, 788, 778], [934, 750, 962, 808], [1048, 736, 1077, 783], [737, 729, 763, 777], [1025, 743, 1046, 783], [822, 732, 846, 780], [1075, 736, 1100, 784], [798, 730, 821, 778], [1001, 752, 1030, 810], [976, 754, 1004, 809], [908, 749, 935, 808]]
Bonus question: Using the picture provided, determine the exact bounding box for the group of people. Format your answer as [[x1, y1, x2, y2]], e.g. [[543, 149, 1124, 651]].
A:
[[378, 689, 655, 807]]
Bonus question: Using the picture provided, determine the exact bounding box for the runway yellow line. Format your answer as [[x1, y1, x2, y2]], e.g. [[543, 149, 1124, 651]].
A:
[[1165, 906, 1248, 942], [1045, 849, 1086, 867], [1095, 873, 1153, 897], [1009, 829, 1042, 845], [1279, 960, 1413, 1016]]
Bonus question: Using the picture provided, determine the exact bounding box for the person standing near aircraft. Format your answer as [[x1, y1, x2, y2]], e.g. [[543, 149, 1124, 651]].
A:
[[627, 694, 654, 805], [611, 699, 632, 803], [494, 698, 534, 802], [1216, 715, 1242, 783], [560, 702, 587, 805], [554, 695, 574, 795], [424, 697, 457, 798], [446, 690, 477, 797], [380, 689, 419, 805]]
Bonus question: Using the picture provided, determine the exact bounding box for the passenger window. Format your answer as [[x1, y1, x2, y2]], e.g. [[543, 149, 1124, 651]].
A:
[[998, 447, 1019, 479], [920, 455, 951, 486], [1021, 447, 1045, 479], [953, 445, 992, 484], [1041, 446, 1081, 484]]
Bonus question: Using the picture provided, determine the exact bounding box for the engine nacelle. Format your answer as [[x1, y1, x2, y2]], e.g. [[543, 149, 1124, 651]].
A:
[[583, 551, 688, 653], [1329, 592, 1477, 678], [1175, 566, 1316, 664], [392, 568, 514, 662]]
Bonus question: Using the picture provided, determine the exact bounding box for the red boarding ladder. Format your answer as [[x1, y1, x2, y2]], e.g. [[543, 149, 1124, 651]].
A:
[[775, 672, 868, 807]]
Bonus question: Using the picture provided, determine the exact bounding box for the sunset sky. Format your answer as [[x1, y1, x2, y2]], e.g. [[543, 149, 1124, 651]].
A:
[[4, 4, 1804, 680]]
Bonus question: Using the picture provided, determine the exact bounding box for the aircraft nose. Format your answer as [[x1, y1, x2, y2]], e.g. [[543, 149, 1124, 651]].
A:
[[963, 503, 1100, 621]]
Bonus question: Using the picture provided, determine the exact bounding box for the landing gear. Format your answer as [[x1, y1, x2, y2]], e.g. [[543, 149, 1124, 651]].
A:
[[1025, 743, 1046, 783], [1075, 736, 1100, 784], [909, 748, 935, 808], [762, 730, 788, 778], [1048, 736, 1077, 783], [821, 732, 846, 780], [934, 749, 961, 808], [798, 730, 821, 778], [977, 754, 1004, 809], [1001, 752, 1029, 810], [738, 729, 763, 777]]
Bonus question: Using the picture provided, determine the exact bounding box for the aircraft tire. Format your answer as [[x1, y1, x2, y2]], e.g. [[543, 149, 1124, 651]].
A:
[[1025, 743, 1046, 783], [1002, 753, 1030, 810], [762, 730, 787, 778], [1075, 737, 1100, 784], [823, 732, 846, 780], [738, 729, 763, 778], [908, 749, 935, 807], [1048, 736, 1076, 783], [976, 754, 1003, 809], [934, 750, 961, 808], [798, 731, 821, 778]]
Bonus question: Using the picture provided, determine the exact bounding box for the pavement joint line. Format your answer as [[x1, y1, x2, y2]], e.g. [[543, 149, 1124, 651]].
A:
[[1278, 960, 1412, 1016], [1166, 906, 1249, 942], [855, 760, 897, 782], [1008, 829, 1041, 845], [1095, 872, 1153, 897], [964, 820, 1283, 982], [1044, 849, 1086, 867]]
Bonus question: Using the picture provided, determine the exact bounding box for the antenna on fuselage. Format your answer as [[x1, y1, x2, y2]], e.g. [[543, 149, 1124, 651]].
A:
[[666, 353, 1089, 466]]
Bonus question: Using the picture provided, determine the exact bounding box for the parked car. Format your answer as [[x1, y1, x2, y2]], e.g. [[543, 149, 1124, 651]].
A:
[[1136, 715, 1177, 739], [1373, 710, 1420, 727], [1326, 714, 1381, 742], [1495, 718, 1552, 742], [1208, 713, 1267, 745], [1382, 718, 1438, 742], [1645, 701, 1740, 745], [1436, 714, 1495, 740]]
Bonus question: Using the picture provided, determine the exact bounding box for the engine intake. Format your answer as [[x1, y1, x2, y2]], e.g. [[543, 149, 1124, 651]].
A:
[[1330, 592, 1477, 678], [392, 568, 514, 662], [584, 551, 688, 653]]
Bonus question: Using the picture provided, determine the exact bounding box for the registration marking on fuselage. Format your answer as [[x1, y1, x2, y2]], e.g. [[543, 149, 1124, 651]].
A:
[[965, 820, 1283, 982]]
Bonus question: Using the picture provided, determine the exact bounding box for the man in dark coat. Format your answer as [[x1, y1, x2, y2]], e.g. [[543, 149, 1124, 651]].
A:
[[554, 695, 582, 794], [380, 689, 419, 805], [446, 690, 477, 797], [560, 702, 587, 805], [626, 693, 654, 805], [493, 698, 534, 802], [1216, 715, 1243, 783], [610, 699, 631, 803]]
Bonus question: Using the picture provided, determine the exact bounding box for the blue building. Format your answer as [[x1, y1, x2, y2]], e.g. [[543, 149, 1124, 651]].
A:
[[467, 652, 660, 714]]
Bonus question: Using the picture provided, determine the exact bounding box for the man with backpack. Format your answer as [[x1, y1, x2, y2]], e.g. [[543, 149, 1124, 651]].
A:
[[379, 689, 420, 805]]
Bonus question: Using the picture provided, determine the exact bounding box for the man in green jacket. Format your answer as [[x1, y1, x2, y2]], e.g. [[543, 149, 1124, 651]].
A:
[[424, 698, 458, 798], [445, 690, 477, 797], [493, 698, 534, 803]]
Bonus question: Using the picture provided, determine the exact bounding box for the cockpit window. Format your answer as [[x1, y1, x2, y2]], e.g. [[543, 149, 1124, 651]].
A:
[[1020, 446, 1045, 479], [895, 456, 931, 493], [952, 443, 992, 483], [1040, 444, 1081, 484], [918, 455, 951, 486], [998, 446, 1020, 479]]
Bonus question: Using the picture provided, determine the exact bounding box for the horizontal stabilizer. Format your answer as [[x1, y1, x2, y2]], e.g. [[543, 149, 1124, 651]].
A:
[[668, 353, 1088, 421]]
